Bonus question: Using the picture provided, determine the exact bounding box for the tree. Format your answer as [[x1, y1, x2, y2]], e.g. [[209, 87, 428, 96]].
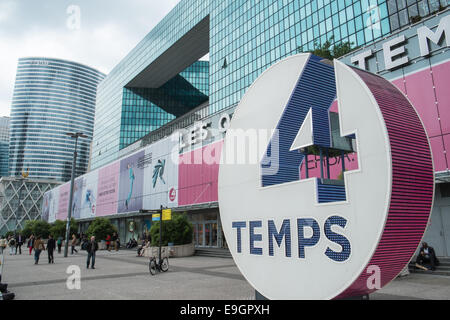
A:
[[4, 231, 15, 238], [86, 218, 117, 241], [298, 36, 355, 60], [22, 220, 51, 239], [150, 213, 193, 246], [50, 219, 78, 238]]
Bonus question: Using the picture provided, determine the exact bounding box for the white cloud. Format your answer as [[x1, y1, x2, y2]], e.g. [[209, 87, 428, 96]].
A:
[[0, 1, 16, 24], [0, 0, 181, 117]]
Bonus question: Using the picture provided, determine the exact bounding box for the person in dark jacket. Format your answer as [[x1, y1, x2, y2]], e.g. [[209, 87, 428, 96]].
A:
[[112, 232, 119, 251], [15, 233, 23, 255], [416, 242, 440, 271], [47, 235, 56, 264], [86, 236, 99, 269]]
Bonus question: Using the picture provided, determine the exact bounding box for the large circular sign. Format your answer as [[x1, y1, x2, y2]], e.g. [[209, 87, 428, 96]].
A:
[[218, 54, 434, 299]]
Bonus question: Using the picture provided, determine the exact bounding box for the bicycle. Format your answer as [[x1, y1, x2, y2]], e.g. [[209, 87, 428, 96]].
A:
[[149, 256, 169, 275]]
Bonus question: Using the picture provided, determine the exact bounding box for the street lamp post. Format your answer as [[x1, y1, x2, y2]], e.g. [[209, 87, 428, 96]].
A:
[[64, 132, 87, 258]]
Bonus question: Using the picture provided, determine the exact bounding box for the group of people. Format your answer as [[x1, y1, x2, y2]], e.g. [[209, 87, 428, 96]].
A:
[[0, 233, 99, 269], [0, 234, 55, 265], [105, 232, 120, 251], [0, 234, 24, 255]]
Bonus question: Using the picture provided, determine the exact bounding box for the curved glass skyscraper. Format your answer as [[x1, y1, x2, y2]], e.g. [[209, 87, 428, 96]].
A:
[[9, 57, 105, 182]]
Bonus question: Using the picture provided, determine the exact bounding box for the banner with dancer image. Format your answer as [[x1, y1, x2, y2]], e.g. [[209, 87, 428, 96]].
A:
[[79, 170, 99, 219], [71, 178, 83, 219], [143, 136, 179, 210], [117, 150, 145, 213]]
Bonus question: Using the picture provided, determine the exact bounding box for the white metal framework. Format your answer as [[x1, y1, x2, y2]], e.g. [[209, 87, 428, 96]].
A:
[[0, 177, 60, 235]]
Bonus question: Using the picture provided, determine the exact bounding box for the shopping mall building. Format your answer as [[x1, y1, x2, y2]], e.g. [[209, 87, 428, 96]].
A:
[[43, 1, 450, 256]]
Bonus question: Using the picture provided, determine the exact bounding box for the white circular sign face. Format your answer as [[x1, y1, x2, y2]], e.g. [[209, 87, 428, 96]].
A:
[[218, 54, 434, 299]]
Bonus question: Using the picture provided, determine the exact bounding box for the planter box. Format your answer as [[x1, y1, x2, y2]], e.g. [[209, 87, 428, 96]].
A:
[[143, 243, 195, 258]]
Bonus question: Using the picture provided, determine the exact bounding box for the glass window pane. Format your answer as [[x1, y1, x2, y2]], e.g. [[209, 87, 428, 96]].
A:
[[408, 4, 419, 20], [398, 9, 409, 27], [387, 0, 397, 13], [429, 0, 441, 12], [418, 1, 429, 17], [397, 0, 407, 10]]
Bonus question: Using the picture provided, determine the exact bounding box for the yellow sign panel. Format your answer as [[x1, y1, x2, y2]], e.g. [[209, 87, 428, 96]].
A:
[[162, 209, 172, 221]]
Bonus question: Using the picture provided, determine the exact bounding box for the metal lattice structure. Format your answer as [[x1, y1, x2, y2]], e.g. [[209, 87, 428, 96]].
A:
[[0, 177, 61, 235]]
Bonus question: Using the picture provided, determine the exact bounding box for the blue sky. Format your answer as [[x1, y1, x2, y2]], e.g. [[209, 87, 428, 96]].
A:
[[0, 0, 181, 117]]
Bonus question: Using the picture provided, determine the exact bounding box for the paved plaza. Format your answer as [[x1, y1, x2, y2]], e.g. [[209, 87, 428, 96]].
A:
[[1, 248, 450, 300]]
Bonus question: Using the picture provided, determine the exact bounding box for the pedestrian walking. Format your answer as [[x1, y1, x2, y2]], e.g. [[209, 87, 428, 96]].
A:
[[112, 232, 119, 251], [0, 236, 7, 254], [57, 236, 62, 254], [33, 236, 45, 265], [8, 236, 16, 255], [71, 234, 78, 255], [47, 235, 55, 264], [86, 236, 98, 269], [27, 235, 35, 255], [15, 233, 23, 255]]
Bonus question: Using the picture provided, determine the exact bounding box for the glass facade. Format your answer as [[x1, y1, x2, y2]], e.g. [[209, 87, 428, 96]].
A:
[[210, 0, 391, 115], [0, 117, 9, 177], [91, 0, 449, 169], [9, 58, 105, 182], [120, 61, 209, 149], [91, 0, 210, 169], [387, 0, 449, 30]]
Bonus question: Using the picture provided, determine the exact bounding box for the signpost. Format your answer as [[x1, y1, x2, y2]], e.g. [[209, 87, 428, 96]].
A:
[[152, 207, 172, 263], [162, 209, 172, 221]]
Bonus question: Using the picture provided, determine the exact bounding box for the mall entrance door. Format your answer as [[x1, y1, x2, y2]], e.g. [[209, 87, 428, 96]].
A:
[[194, 221, 218, 247]]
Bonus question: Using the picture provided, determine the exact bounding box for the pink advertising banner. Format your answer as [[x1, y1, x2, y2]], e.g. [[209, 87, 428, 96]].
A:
[[56, 183, 70, 221], [178, 141, 223, 206], [96, 161, 120, 216]]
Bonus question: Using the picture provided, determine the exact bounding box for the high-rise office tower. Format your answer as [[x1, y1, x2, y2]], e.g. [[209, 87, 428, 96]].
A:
[[8, 57, 105, 181]]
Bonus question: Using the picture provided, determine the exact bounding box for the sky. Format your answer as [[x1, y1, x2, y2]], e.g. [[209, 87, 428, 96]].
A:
[[0, 0, 183, 117]]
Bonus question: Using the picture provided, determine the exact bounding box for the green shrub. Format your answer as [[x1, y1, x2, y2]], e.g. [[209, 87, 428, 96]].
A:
[[86, 218, 117, 241], [297, 36, 355, 60], [22, 220, 51, 239], [50, 219, 78, 238], [150, 213, 193, 246], [4, 231, 15, 238]]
